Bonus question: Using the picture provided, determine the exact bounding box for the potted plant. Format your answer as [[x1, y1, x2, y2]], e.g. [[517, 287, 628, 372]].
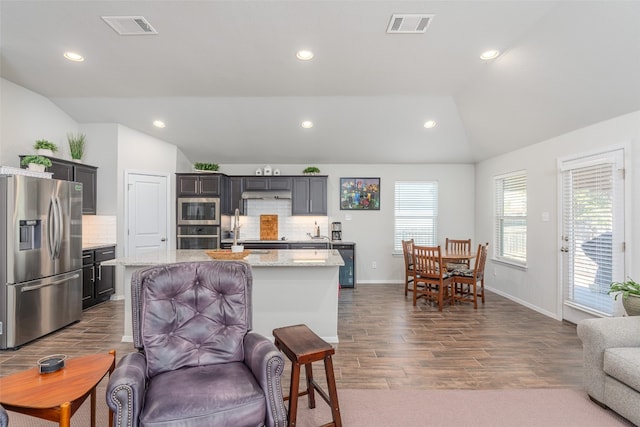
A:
[[33, 139, 58, 156], [21, 155, 52, 172], [67, 132, 86, 162], [609, 278, 640, 316], [303, 166, 320, 175], [193, 162, 219, 172]]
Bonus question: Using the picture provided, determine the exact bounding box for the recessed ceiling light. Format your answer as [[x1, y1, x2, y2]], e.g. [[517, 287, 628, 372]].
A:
[[424, 120, 437, 129], [301, 121, 314, 129], [296, 50, 314, 61], [480, 50, 500, 60], [63, 51, 84, 62], [153, 120, 166, 128]]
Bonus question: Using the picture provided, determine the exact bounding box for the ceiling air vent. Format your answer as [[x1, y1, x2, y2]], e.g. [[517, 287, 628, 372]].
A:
[[386, 14, 434, 34], [101, 16, 158, 35]]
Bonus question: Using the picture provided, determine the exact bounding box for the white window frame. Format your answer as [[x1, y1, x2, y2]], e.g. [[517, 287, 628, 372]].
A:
[[393, 181, 438, 252], [494, 171, 527, 268]]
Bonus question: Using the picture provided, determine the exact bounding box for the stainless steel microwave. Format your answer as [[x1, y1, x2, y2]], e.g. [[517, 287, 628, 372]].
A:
[[177, 197, 220, 225]]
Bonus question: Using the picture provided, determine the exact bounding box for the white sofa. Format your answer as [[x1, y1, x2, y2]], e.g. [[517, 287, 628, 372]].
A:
[[577, 316, 640, 425]]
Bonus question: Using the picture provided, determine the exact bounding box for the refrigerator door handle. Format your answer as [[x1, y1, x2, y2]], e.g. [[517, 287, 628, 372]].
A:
[[47, 196, 56, 258], [21, 273, 81, 292], [54, 196, 63, 258], [53, 196, 58, 259]]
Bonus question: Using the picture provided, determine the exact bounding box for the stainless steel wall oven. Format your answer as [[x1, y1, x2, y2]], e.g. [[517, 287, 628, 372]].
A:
[[176, 225, 219, 249]]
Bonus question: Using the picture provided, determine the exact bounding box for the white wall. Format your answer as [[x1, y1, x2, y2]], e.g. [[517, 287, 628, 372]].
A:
[[0, 79, 177, 218], [79, 123, 119, 215], [0, 78, 79, 166], [221, 163, 476, 283], [116, 125, 179, 254], [175, 147, 192, 172], [0, 80, 475, 289], [0, 80, 183, 255], [1, 79, 120, 216], [475, 111, 640, 319]]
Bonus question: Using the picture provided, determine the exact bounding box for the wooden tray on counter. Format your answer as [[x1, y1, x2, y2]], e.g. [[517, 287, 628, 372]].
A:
[[205, 249, 251, 260]]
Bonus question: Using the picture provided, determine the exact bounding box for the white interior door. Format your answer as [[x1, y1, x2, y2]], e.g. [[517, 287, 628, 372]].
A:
[[126, 172, 170, 257], [560, 149, 625, 323]]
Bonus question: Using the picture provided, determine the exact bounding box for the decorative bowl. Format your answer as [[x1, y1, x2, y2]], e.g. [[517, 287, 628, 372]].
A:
[[37, 354, 67, 374]]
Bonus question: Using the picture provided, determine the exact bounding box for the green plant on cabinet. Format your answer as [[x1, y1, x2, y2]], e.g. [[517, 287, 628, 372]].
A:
[[194, 162, 219, 171], [21, 155, 52, 168], [303, 166, 320, 174], [33, 139, 58, 152], [67, 132, 86, 160]]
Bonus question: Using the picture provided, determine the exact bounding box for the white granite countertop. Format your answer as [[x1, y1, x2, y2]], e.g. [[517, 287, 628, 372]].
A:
[[102, 249, 344, 267], [220, 238, 330, 244], [82, 242, 116, 251]]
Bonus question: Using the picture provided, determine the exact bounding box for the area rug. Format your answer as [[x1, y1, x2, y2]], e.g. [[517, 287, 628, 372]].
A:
[[4, 387, 633, 426], [295, 388, 634, 427]]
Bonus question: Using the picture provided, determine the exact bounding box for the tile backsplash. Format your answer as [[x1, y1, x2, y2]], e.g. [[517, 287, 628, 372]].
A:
[[82, 215, 117, 245], [223, 199, 328, 240]]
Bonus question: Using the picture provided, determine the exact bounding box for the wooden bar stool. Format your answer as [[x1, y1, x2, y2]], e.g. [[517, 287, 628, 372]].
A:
[[272, 324, 342, 427]]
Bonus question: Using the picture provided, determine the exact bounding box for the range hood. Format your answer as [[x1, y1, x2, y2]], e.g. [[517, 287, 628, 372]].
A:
[[241, 190, 292, 200]]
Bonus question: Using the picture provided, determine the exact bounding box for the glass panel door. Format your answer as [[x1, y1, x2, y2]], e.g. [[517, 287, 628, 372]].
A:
[[560, 149, 625, 321]]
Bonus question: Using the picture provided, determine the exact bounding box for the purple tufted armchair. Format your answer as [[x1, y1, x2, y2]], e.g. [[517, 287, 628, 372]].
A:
[[106, 261, 287, 427]]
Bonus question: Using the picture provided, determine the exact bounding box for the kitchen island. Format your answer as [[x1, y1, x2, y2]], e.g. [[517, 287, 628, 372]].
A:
[[104, 249, 344, 343]]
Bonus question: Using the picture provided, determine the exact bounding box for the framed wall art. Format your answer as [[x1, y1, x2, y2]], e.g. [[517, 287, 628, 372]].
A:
[[340, 177, 380, 210]]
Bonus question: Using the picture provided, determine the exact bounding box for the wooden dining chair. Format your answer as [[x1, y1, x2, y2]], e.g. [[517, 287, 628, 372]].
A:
[[412, 245, 454, 311], [451, 243, 489, 308], [445, 238, 472, 270], [401, 239, 415, 296]]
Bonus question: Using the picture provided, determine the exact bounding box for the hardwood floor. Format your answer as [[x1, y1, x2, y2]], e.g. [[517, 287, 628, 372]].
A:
[[0, 283, 584, 391]]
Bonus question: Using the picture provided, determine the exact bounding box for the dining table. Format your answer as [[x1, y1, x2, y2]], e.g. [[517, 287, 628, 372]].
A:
[[441, 249, 476, 264]]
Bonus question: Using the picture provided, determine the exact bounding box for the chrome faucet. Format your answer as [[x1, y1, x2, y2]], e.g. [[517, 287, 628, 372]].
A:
[[233, 208, 240, 246]]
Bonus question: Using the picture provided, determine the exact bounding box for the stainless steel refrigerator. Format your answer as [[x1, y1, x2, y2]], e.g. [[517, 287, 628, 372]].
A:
[[0, 175, 83, 349]]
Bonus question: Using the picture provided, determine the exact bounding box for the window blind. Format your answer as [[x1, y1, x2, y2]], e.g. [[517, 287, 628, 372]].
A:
[[394, 181, 438, 251], [494, 172, 527, 266], [561, 149, 623, 315]]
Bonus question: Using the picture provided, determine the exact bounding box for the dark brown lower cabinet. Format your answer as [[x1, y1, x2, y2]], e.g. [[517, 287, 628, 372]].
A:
[[82, 246, 115, 309]]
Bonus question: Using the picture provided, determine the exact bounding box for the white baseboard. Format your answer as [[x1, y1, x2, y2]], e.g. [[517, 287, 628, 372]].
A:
[[356, 280, 404, 285], [486, 286, 560, 320]]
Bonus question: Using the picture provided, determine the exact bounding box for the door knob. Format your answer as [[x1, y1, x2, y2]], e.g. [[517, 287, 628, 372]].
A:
[[161, 237, 167, 242]]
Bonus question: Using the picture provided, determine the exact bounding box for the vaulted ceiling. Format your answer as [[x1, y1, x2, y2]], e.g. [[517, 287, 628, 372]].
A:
[[2, 1, 639, 164]]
